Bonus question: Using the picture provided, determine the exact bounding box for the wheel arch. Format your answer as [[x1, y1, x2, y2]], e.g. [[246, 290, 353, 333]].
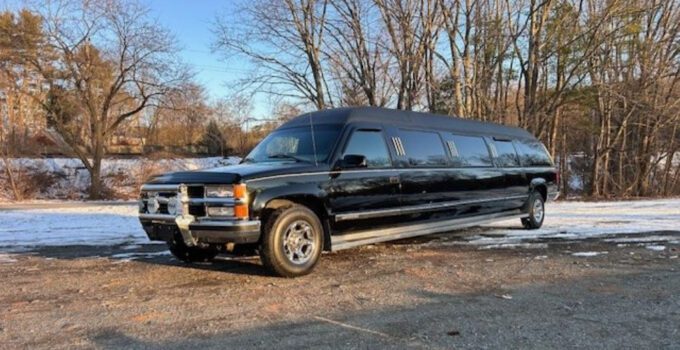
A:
[[529, 178, 548, 202], [259, 195, 332, 251]]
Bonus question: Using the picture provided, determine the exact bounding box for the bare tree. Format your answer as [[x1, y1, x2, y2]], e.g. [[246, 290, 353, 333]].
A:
[[211, 94, 256, 155], [374, 0, 441, 110], [146, 83, 210, 150], [213, 0, 331, 109], [29, 0, 188, 198], [324, 0, 392, 106]]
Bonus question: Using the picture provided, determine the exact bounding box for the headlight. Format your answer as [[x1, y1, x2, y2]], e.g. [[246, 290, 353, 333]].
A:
[[207, 207, 234, 217], [167, 197, 182, 215], [147, 197, 159, 214], [205, 185, 233, 198]]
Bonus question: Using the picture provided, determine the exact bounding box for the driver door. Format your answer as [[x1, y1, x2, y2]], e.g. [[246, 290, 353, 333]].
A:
[[325, 126, 401, 222]]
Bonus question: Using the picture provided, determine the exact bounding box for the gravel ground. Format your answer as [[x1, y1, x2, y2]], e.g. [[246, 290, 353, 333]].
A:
[[1, 231, 679, 349]]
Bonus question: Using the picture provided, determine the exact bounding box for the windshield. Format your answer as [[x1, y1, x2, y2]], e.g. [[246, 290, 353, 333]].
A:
[[244, 125, 342, 164]]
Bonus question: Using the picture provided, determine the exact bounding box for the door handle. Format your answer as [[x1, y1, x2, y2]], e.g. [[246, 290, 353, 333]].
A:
[[389, 176, 399, 184]]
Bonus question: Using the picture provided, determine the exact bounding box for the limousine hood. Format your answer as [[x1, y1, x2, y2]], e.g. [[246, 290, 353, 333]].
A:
[[146, 161, 324, 185]]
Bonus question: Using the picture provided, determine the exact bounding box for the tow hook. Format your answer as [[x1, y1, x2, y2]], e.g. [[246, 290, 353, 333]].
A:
[[175, 215, 197, 246]]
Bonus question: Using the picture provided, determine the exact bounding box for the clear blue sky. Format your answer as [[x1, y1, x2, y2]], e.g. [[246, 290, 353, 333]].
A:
[[146, 0, 268, 116], [145, 1, 246, 98]]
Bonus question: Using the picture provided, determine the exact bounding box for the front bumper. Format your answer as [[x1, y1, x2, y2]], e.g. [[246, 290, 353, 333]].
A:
[[140, 214, 261, 245], [138, 183, 260, 246]]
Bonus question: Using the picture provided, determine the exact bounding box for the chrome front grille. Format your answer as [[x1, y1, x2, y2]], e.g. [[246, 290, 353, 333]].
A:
[[139, 184, 205, 216], [139, 183, 242, 219]]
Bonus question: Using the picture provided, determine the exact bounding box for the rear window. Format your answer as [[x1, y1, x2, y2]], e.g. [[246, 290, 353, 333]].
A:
[[516, 140, 553, 166], [448, 135, 493, 167], [399, 130, 448, 166], [493, 140, 520, 167]]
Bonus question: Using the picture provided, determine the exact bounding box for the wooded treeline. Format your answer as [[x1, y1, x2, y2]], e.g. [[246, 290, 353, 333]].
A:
[[214, 0, 680, 198]]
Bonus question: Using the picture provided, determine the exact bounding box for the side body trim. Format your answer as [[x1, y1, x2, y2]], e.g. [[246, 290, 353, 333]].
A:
[[331, 210, 528, 251]]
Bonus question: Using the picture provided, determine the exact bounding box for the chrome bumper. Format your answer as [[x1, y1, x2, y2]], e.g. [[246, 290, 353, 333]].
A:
[[139, 213, 261, 245]]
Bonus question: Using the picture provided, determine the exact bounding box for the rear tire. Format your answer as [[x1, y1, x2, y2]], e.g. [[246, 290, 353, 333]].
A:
[[168, 230, 219, 263], [521, 191, 545, 230], [259, 205, 324, 277]]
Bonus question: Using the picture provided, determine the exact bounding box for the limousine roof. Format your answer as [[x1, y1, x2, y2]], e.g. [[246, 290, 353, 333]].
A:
[[281, 107, 535, 140]]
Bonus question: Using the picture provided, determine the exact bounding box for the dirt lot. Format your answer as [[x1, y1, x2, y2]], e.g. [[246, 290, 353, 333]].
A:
[[1, 230, 679, 349]]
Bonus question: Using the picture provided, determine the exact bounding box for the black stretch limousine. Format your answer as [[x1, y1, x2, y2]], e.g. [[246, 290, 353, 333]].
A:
[[139, 107, 559, 277]]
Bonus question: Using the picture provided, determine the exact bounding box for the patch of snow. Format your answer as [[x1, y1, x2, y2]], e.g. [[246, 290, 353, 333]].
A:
[[572, 251, 608, 257], [0, 204, 146, 249], [450, 199, 680, 248], [646, 245, 666, 251], [604, 236, 678, 243], [479, 243, 548, 250], [110, 251, 171, 260], [0, 253, 18, 263]]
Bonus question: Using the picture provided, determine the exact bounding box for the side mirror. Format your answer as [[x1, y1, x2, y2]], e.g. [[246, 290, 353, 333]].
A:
[[339, 154, 368, 169]]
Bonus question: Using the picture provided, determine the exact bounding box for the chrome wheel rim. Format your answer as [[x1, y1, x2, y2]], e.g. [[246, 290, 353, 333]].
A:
[[533, 198, 544, 222], [282, 220, 315, 265]]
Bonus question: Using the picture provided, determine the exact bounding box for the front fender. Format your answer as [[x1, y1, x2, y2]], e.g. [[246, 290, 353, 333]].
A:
[[248, 180, 329, 218]]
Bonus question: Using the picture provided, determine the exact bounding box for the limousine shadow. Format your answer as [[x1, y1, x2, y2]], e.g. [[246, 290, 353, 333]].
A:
[[21, 244, 272, 277]]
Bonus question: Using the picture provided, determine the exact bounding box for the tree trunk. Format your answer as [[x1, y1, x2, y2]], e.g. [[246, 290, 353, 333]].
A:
[[88, 159, 103, 200], [2, 155, 22, 201], [661, 124, 678, 196], [549, 106, 561, 156], [88, 128, 106, 200]]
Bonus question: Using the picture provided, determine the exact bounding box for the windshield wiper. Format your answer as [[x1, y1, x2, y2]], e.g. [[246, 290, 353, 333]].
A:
[[242, 157, 256, 164], [268, 153, 308, 162]]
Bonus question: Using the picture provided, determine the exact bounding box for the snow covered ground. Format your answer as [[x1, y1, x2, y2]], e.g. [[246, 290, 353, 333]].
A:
[[426, 198, 680, 255], [0, 204, 149, 250], [0, 156, 241, 200], [0, 198, 678, 252]]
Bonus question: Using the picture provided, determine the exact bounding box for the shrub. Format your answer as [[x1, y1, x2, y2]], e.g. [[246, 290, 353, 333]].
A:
[[1, 162, 58, 200]]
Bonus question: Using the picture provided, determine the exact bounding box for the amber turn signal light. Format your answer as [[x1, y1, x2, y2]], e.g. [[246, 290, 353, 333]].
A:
[[234, 204, 249, 219], [233, 183, 247, 199], [234, 183, 248, 219]]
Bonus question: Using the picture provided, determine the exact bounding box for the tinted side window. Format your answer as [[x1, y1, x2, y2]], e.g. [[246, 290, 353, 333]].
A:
[[493, 140, 520, 167], [516, 140, 553, 166], [343, 130, 391, 168], [449, 135, 493, 167], [399, 130, 448, 166]]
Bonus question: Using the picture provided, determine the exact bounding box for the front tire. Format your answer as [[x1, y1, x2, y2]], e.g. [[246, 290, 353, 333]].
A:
[[522, 191, 545, 229], [260, 205, 324, 277], [168, 230, 219, 263]]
